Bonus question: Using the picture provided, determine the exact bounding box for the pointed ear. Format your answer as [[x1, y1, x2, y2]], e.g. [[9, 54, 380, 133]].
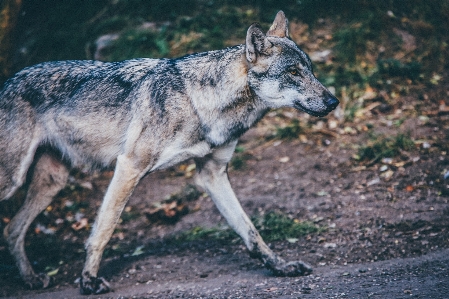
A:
[[246, 23, 272, 63], [267, 10, 289, 38]]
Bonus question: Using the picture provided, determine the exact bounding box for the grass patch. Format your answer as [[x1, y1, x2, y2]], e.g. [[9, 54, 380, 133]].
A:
[[230, 146, 252, 170], [376, 59, 422, 80], [230, 155, 249, 170], [171, 211, 322, 244], [333, 17, 381, 64], [120, 208, 140, 223], [275, 119, 302, 140], [253, 212, 321, 242], [174, 226, 238, 243], [356, 133, 415, 163], [107, 27, 170, 60]]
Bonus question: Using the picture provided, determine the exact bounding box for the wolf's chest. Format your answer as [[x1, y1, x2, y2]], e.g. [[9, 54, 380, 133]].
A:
[[150, 140, 212, 171]]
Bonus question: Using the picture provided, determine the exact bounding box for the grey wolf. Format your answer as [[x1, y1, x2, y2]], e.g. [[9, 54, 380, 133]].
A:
[[0, 11, 338, 294]]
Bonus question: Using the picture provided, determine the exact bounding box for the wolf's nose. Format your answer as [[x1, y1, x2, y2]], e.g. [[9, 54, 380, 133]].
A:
[[324, 95, 339, 110]]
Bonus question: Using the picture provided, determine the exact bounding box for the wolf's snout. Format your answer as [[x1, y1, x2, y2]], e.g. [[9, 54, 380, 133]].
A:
[[324, 95, 339, 110]]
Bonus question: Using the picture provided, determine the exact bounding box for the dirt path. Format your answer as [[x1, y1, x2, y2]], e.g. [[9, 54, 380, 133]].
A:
[[6, 248, 449, 298]]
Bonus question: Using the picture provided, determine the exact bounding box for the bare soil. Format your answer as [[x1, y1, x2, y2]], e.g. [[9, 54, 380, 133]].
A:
[[1, 90, 449, 298]]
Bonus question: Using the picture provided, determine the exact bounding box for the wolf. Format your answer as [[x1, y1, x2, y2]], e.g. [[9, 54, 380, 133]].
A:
[[0, 11, 338, 294]]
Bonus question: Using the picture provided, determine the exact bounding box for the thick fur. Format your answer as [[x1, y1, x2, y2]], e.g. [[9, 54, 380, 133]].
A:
[[0, 11, 338, 294]]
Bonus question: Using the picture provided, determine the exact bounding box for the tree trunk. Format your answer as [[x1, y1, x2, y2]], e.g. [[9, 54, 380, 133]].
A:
[[0, 0, 22, 84]]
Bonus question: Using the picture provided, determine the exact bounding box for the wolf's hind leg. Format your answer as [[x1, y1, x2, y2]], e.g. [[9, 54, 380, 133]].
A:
[[3, 151, 69, 289], [195, 142, 312, 277], [0, 129, 42, 201]]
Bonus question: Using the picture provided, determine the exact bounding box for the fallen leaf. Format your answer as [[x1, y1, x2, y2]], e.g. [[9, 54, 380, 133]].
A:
[[80, 181, 93, 190], [355, 102, 381, 118], [379, 165, 389, 172], [422, 142, 431, 149], [367, 177, 381, 186], [71, 218, 89, 231], [131, 245, 145, 256], [343, 126, 357, 135], [351, 166, 366, 172], [380, 170, 394, 180], [316, 190, 329, 197], [381, 158, 393, 164], [313, 216, 324, 223], [279, 156, 290, 163], [115, 232, 125, 240], [47, 268, 59, 276], [145, 201, 188, 223], [328, 120, 338, 129], [405, 185, 414, 192], [318, 237, 326, 243], [393, 160, 411, 167], [35, 224, 56, 235]]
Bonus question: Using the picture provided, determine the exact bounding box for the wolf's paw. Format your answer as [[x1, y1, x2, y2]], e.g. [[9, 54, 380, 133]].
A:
[[24, 273, 52, 289], [270, 260, 313, 277], [79, 275, 111, 295]]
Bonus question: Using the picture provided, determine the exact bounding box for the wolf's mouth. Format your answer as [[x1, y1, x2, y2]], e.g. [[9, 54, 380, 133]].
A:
[[293, 101, 332, 117]]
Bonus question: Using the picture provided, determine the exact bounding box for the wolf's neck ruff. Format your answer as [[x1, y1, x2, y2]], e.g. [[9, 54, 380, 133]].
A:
[[175, 44, 268, 146]]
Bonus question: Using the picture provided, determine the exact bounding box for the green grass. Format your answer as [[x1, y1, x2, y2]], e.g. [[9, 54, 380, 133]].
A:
[[356, 133, 415, 163], [171, 211, 322, 244], [173, 225, 238, 243], [230, 155, 247, 170], [253, 211, 321, 242], [106, 27, 170, 61], [275, 119, 302, 140], [230, 146, 251, 170]]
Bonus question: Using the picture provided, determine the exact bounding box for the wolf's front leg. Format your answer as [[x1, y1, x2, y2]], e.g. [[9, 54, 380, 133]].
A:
[[194, 142, 312, 277], [80, 154, 144, 295]]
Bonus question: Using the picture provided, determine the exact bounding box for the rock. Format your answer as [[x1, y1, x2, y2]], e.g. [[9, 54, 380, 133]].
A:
[[323, 242, 337, 249]]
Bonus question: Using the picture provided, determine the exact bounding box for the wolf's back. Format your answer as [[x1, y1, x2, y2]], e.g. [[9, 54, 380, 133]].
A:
[[0, 59, 162, 112]]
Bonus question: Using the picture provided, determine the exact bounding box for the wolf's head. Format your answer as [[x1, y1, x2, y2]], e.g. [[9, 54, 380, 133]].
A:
[[245, 11, 338, 117]]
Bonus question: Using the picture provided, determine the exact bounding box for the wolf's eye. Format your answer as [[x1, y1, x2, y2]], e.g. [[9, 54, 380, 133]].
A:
[[289, 69, 300, 76]]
